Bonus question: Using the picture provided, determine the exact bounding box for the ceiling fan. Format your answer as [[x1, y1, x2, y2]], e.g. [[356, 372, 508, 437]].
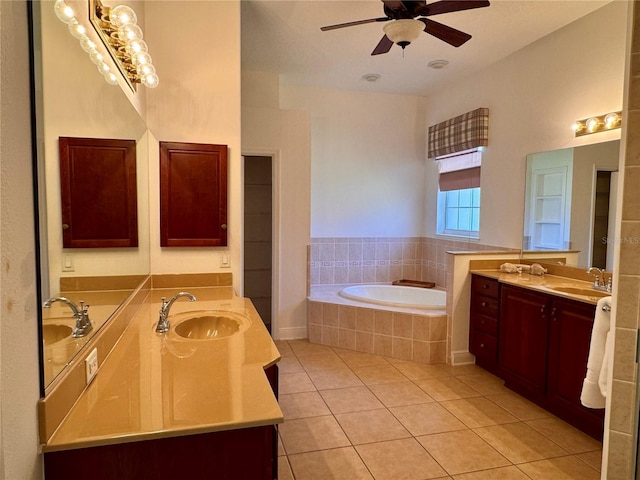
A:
[[320, 0, 490, 55]]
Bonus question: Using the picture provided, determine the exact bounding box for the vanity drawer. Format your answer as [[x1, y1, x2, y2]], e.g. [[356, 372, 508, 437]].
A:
[[471, 294, 500, 318], [472, 276, 500, 299], [470, 331, 497, 364], [471, 312, 498, 336]]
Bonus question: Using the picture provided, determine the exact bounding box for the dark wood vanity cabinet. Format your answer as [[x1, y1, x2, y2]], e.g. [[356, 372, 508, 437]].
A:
[[470, 275, 604, 439], [469, 276, 501, 374]]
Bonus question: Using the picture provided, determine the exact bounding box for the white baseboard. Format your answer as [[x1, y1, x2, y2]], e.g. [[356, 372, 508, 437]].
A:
[[451, 350, 475, 366], [276, 326, 307, 341]]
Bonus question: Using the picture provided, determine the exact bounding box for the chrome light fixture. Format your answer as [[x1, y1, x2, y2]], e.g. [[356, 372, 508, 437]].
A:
[[89, 0, 159, 90], [572, 111, 621, 137]]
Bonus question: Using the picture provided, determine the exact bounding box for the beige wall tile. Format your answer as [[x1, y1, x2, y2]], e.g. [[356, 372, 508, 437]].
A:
[[430, 315, 447, 341], [307, 324, 322, 344], [622, 166, 640, 221], [612, 327, 638, 382], [322, 303, 340, 327], [609, 379, 637, 434], [430, 341, 446, 363], [618, 221, 640, 275], [355, 331, 374, 353], [322, 326, 340, 347], [412, 340, 431, 364], [413, 317, 430, 343], [355, 308, 374, 332], [373, 334, 393, 357], [308, 300, 323, 325], [606, 431, 633, 480], [392, 337, 412, 361], [374, 310, 393, 335], [625, 109, 640, 166], [615, 275, 640, 329], [339, 328, 356, 350], [339, 305, 356, 329], [393, 313, 413, 338]]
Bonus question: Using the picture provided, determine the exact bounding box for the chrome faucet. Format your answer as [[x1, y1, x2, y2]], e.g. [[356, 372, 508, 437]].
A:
[[155, 292, 196, 333], [43, 297, 93, 338], [587, 267, 612, 293]]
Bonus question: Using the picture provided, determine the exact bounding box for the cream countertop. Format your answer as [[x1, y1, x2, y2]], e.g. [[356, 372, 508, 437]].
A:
[[43, 286, 282, 452], [470, 269, 610, 305]]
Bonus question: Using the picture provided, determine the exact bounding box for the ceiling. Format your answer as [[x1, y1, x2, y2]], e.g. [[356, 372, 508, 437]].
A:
[[241, 0, 613, 97]]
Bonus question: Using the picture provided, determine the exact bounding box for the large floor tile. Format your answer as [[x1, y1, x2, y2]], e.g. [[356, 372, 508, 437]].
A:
[[335, 351, 390, 368], [356, 438, 447, 480], [278, 355, 305, 373], [451, 466, 532, 479], [279, 415, 351, 454], [289, 340, 336, 356], [456, 373, 510, 396], [393, 361, 451, 380], [390, 402, 467, 436], [517, 455, 601, 480], [278, 456, 295, 480], [474, 422, 569, 464], [351, 363, 409, 385], [440, 397, 518, 428], [307, 368, 364, 390], [279, 372, 317, 394], [288, 447, 374, 480], [417, 429, 510, 475], [525, 417, 602, 454], [319, 386, 385, 414], [368, 381, 435, 407], [576, 449, 602, 472], [298, 352, 349, 372], [279, 391, 331, 419], [335, 409, 412, 444], [485, 392, 550, 421], [415, 376, 482, 401]]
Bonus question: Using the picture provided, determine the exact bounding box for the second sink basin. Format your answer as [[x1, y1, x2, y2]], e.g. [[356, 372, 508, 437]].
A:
[[173, 311, 249, 340], [550, 286, 610, 298], [43, 324, 73, 346]]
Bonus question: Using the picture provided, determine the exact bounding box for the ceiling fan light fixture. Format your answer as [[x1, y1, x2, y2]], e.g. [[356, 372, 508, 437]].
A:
[[383, 19, 424, 49]]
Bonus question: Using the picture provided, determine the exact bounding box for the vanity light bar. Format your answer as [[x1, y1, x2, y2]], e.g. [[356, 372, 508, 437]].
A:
[[572, 111, 622, 137], [53, 0, 120, 86], [89, 0, 159, 90]]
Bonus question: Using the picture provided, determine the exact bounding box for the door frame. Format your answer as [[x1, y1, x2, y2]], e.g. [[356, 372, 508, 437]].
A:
[[241, 149, 281, 339]]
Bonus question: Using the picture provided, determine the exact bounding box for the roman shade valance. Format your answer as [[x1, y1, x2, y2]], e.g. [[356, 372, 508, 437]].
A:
[[428, 107, 489, 160]]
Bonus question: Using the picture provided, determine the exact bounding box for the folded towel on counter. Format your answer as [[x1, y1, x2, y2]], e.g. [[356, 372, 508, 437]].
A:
[[580, 296, 612, 409]]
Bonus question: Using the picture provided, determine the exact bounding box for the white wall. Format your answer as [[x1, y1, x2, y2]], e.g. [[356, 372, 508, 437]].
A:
[[242, 71, 311, 340], [424, 1, 626, 249], [280, 85, 427, 238], [0, 1, 44, 478]]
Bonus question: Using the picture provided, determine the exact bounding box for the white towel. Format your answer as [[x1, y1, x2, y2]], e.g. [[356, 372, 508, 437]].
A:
[[580, 296, 612, 409]]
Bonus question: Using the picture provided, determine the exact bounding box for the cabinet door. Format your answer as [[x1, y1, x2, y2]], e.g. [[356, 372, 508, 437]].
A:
[[160, 142, 228, 246], [499, 285, 550, 399], [548, 298, 604, 439]]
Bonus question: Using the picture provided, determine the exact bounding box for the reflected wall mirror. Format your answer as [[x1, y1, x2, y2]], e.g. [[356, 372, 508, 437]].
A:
[[32, 0, 151, 391], [522, 140, 620, 270]]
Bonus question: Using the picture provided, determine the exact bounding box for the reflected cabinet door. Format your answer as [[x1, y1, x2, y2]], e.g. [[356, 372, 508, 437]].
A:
[[160, 141, 228, 247], [59, 137, 138, 248]]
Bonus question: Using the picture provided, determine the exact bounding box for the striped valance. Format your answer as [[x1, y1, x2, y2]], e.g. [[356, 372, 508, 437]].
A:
[[428, 107, 489, 159]]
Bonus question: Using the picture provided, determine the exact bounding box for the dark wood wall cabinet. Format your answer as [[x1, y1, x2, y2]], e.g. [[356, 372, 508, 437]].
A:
[[160, 142, 228, 247], [470, 274, 604, 440], [59, 137, 138, 248]]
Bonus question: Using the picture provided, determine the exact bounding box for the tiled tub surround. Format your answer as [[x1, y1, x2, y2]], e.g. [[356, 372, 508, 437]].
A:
[[310, 237, 515, 288], [308, 285, 447, 364]]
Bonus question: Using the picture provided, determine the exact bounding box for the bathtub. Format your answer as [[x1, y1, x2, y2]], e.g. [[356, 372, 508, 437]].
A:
[[339, 284, 446, 310]]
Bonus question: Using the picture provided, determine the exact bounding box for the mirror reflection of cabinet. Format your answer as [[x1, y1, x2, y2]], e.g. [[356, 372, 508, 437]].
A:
[[59, 137, 138, 248]]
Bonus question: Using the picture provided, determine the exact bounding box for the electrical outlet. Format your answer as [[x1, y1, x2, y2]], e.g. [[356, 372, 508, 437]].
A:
[[85, 348, 98, 384]]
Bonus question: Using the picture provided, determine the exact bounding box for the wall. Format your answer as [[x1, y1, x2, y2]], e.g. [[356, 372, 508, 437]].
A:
[[424, 1, 627, 250], [145, 1, 243, 293], [0, 2, 44, 479], [242, 71, 311, 340], [280, 85, 427, 238]]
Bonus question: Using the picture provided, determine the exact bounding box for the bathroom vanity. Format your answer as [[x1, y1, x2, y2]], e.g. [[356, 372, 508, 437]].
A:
[[39, 281, 282, 480], [470, 271, 606, 439]]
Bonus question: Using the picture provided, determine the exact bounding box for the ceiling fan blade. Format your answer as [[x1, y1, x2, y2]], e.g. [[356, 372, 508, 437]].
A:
[[419, 18, 471, 47], [371, 34, 394, 55], [416, 0, 490, 17], [321, 17, 389, 31]]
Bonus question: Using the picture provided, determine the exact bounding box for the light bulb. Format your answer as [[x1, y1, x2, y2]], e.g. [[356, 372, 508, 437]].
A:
[[137, 63, 156, 76], [54, 0, 75, 24], [104, 72, 119, 85], [110, 5, 137, 28], [126, 39, 148, 55], [604, 113, 620, 129], [586, 117, 600, 132], [68, 19, 86, 39], [141, 73, 159, 88], [97, 62, 111, 75], [80, 36, 97, 53], [571, 122, 584, 133], [132, 52, 152, 66], [117, 24, 143, 42], [89, 50, 105, 66]]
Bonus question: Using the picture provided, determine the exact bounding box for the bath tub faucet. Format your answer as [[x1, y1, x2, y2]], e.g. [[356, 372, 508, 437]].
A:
[[43, 296, 93, 338], [156, 292, 196, 333]]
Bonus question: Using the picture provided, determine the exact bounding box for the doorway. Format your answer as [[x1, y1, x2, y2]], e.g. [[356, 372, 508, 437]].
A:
[[243, 156, 273, 333], [590, 170, 618, 270]]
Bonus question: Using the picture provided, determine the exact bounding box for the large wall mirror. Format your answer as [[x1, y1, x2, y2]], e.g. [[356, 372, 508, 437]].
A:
[[33, 0, 150, 392], [522, 140, 620, 270]]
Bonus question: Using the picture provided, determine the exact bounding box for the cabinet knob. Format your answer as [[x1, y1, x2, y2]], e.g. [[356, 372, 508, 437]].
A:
[[480, 320, 486, 325], [480, 343, 486, 348], [540, 304, 546, 314], [62, 223, 69, 230], [481, 301, 487, 307], [221, 224, 227, 230], [483, 284, 489, 289]]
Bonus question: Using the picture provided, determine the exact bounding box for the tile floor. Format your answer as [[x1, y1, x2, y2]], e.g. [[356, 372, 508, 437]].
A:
[[274, 339, 603, 480]]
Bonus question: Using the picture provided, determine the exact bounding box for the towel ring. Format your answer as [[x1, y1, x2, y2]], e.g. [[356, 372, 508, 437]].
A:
[[602, 303, 611, 312]]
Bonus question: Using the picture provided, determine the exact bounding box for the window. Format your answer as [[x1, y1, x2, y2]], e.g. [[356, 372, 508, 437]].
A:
[[437, 187, 480, 237], [434, 148, 482, 238]]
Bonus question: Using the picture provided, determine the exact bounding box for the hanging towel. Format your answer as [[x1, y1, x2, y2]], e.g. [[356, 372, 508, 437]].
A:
[[580, 296, 612, 409]]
